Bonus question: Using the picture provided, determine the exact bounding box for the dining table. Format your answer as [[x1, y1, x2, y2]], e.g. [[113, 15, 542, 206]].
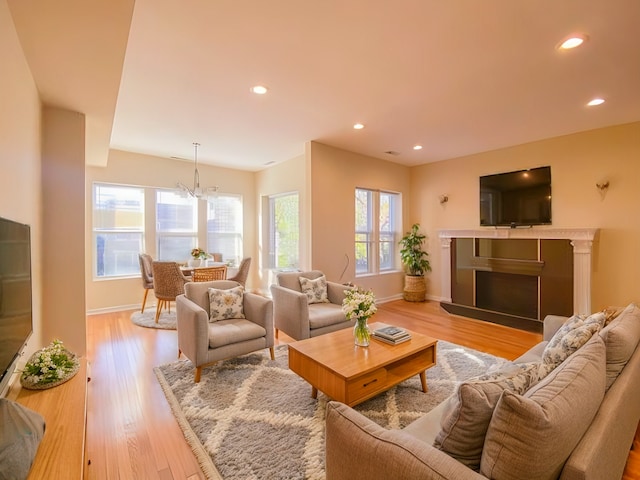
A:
[[180, 262, 239, 279]]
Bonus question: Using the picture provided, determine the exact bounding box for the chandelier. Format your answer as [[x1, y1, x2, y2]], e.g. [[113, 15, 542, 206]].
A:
[[176, 142, 219, 199]]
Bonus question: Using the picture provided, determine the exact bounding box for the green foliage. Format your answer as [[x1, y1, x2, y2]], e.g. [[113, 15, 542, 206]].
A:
[[399, 223, 431, 276]]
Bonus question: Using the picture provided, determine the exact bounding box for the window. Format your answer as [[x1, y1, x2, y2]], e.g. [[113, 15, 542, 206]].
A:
[[207, 194, 243, 264], [156, 190, 198, 261], [355, 188, 401, 275], [267, 192, 299, 269], [93, 183, 145, 278]]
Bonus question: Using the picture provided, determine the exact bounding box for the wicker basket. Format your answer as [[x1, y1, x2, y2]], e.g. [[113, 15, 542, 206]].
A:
[[403, 275, 426, 302]]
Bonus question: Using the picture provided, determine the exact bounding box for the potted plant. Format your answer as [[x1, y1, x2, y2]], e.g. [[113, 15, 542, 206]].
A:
[[399, 223, 431, 302]]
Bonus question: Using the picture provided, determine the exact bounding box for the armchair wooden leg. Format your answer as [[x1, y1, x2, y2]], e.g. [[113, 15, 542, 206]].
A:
[[194, 366, 202, 383], [275, 328, 279, 339], [269, 347, 275, 360], [141, 289, 149, 313], [178, 348, 182, 359]]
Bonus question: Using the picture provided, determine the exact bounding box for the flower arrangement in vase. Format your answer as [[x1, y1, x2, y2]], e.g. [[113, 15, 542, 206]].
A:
[[190, 247, 208, 267], [342, 287, 377, 346]]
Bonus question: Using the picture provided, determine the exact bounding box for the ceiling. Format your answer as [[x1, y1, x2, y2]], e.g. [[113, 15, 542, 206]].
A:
[[8, 0, 640, 171]]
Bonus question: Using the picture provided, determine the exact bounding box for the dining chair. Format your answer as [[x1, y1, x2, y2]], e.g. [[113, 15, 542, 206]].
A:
[[152, 261, 190, 322], [138, 253, 154, 313], [192, 265, 227, 282], [227, 257, 251, 286], [210, 253, 223, 262]]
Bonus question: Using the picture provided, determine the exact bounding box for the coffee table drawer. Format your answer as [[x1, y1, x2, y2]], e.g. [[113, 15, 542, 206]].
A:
[[347, 368, 388, 404]]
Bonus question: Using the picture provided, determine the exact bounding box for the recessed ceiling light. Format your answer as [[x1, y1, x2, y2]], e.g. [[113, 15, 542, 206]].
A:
[[413, 145, 423, 151], [353, 123, 365, 130], [558, 34, 588, 50], [587, 98, 605, 106], [251, 85, 268, 94]]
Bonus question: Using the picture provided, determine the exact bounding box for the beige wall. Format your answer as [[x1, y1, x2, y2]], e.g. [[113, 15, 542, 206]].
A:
[[0, 0, 42, 381], [85, 149, 257, 311], [309, 142, 411, 301], [410, 121, 640, 310], [41, 107, 87, 355]]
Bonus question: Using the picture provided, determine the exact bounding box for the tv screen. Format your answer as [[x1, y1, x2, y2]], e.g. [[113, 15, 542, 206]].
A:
[[480, 166, 552, 227], [0, 217, 33, 396]]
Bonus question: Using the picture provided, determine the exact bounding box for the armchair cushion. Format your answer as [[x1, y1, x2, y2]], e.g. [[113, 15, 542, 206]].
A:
[[299, 275, 330, 304], [209, 319, 267, 348], [208, 285, 245, 321]]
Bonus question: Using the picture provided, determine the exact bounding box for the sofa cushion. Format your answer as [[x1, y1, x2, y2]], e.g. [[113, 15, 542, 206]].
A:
[[480, 335, 606, 480], [208, 285, 245, 322], [599, 302, 640, 390], [541, 311, 604, 368], [299, 275, 330, 304], [433, 361, 540, 471]]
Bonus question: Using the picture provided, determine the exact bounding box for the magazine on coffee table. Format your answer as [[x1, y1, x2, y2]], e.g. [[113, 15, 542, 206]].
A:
[[372, 325, 411, 345]]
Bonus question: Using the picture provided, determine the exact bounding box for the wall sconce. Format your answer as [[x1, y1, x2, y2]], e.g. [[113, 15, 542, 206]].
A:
[[439, 194, 449, 205], [596, 181, 609, 199]]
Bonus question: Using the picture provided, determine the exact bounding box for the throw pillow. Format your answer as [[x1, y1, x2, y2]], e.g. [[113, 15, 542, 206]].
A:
[[599, 302, 640, 390], [602, 305, 626, 326], [480, 335, 606, 480], [433, 361, 541, 471], [541, 311, 605, 368], [208, 285, 245, 322], [299, 275, 330, 304]]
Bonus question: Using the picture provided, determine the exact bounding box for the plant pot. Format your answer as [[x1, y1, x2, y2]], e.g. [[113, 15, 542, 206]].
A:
[[403, 275, 426, 302], [188, 258, 202, 267]]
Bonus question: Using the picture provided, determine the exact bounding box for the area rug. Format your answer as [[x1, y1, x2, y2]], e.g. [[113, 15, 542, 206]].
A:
[[154, 341, 507, 480], [130, 310, 177, 330]]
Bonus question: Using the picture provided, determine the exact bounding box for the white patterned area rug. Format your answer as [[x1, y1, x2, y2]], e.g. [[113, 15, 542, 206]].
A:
[[130, 310, 177, 330], [154, 341, 506, 480]]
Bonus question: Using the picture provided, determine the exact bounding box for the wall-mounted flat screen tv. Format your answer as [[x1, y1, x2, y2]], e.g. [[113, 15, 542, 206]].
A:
[[480, 166, 551, 227], [0, 216, 33, 396]]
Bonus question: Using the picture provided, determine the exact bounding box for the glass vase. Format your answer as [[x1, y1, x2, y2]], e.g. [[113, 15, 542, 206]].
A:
[[353, 317, 371, 347]]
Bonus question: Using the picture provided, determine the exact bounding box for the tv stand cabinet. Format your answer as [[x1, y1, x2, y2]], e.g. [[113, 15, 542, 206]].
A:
[[6, 358, 88, 479]]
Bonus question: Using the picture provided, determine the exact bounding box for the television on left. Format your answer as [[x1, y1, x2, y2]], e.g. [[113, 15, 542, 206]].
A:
[[0, 216, 33, 397]]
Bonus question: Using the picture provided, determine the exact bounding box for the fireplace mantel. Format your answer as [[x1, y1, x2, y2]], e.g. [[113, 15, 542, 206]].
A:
[[438, 228, 598, 317]]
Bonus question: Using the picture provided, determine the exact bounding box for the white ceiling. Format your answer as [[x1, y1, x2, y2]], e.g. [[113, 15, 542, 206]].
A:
[[9, 0, 640, 171]]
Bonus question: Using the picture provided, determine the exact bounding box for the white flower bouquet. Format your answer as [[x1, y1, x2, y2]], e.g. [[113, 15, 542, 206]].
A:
[[342, 287, 377, 321], [20, 339, 80, 390]]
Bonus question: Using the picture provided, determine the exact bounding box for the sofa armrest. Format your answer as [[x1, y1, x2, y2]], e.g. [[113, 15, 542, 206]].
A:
[[543, 315, 569, 341], [176, 294, 210, 364], [326, 281, 352, 305], [243, 292, 274, 346], [270, 284, 310, 339], [325, 402, 487, 480]]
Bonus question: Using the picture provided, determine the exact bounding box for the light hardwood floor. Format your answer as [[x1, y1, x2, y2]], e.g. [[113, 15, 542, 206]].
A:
[[85, 300, 640, 479]]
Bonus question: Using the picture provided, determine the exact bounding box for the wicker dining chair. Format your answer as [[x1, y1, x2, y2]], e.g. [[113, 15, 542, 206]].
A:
[[227, 257, 251, 286], [152, 261, 190, 322], [138, 253, 154, 313], [192, 265, 227, 282]]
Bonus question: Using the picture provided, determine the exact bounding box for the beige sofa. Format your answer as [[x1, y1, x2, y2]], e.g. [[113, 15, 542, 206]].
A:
[[326, 305, 640, 480]]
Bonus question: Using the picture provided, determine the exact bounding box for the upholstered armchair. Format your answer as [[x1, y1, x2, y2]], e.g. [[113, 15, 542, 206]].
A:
[[138, 253, 154, 313], [270, 270, 353, 341], [176, 280, 274, 382]]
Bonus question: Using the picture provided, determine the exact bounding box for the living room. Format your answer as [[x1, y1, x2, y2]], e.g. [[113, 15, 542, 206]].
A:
[[2, 1, 640, 478]]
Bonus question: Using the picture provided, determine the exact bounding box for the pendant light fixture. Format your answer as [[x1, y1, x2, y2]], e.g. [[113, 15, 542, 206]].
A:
[[177, 142, 219, 199]]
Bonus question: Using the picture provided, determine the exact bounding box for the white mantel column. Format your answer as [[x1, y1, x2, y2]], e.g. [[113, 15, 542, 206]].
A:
[[571, 239, 594, 315], [440, 237, 452, 302]]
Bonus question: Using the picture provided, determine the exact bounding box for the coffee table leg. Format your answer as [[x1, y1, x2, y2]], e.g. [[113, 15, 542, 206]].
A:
[[420, 371, 428, 393], [311, 386, 318, 399]]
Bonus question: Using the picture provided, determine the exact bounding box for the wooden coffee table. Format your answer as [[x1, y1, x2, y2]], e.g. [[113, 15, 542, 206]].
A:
[[287, 322, 437, 407]]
